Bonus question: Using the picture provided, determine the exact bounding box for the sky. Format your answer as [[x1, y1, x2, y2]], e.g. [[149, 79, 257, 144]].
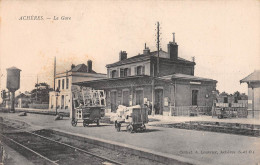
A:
[[0, 0, 259, 95]]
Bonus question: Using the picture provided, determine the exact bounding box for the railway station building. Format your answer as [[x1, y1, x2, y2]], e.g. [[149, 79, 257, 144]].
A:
[[75, 34, 217, 116]]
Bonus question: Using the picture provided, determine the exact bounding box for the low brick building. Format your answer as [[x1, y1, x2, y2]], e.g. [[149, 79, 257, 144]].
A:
[[75, 34, 217, 116]]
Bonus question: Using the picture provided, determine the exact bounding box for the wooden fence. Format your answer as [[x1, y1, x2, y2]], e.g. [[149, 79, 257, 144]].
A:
[[171, 106, 212, 116], [212, 107, 248, 118]]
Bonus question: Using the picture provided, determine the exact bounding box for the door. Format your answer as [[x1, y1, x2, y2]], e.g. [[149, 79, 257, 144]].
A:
[[122, 90, 129, 106], [192, 90, 198, 105], [136, 90, 143, 106], [155, 89, 163, 115], [110, 91, 117, 112]]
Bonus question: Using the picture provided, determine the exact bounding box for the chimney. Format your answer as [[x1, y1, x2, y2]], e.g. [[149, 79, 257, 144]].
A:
[[71, 64, 75, 70], [87, 60, 92, 73], [168, 33, 178, 60], [119, 51, 127, 61], [143, 43, 150, 55]]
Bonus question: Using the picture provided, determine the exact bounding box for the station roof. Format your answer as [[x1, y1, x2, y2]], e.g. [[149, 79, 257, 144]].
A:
[[106, 50, 195, 68], [73, 73, 217, 89], [240, 70, 260, 83], [158, 73, 217, 82]]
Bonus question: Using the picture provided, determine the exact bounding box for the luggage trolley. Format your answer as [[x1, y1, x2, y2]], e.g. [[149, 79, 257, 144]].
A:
[[114, 107, 148, 133], [71, 86, 106, 127]]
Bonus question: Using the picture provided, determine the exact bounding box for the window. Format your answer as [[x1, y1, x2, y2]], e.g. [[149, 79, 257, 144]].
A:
[[62, 79, 65, 89], [137, 66, 142, 75], [135, 66, 145, 75], [120, 68, 129, 77], [120, 68, 124, 77], [66, 78, 69, 89], [192, 90, 198, 105], [58, 80, 61, 89], [111, 70, 117, 78], [124, 68, 129, 77], [224, 97, 228, 103]]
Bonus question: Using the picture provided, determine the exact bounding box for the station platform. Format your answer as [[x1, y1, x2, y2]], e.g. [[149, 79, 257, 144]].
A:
[[0, 112, 260, 165]]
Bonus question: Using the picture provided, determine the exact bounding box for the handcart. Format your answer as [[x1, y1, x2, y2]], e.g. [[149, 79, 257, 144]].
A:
[[71, 86, 106, 127], [114, 106, 148, 133], [71, 106, 105, 127]]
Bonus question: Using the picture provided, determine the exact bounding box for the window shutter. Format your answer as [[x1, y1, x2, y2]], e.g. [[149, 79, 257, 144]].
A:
[[128, 68, 131, 76], [110, 70, 112, 78], [135, 67, 137, 75], [142, 66, 145, 75], [117, 68, 120, 78]]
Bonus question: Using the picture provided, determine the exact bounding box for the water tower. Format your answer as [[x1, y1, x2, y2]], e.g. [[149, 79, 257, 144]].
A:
[[6, 67, 21, 113]]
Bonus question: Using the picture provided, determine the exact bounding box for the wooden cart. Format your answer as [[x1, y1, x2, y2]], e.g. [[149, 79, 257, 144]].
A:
[[71, 86, 106, 127], [71, 106, 105, 127], [114, 107, 148, 133]]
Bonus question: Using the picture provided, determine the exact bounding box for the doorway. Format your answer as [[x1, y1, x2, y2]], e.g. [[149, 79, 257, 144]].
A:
[[122, 90, 129, 106], [192, 90, 198, 105], [136, 90, 143, 106], [155, 89, 163, 115], [110, 91, 117, 112]]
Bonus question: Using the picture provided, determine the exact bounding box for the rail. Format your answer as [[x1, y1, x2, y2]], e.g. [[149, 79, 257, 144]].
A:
[[0, 122, 123, 165]]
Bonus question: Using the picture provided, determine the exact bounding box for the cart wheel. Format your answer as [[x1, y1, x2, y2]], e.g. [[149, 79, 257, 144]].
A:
[[96, 119, 100, 126], [83, 121, 88, 127], [59, 115, 63, 120], [142, 125, 146, 132], [115, 121, 118, 128], [116, 123, 121, 132], [71, 119, 77, 127], [127, 124, 134, 133]]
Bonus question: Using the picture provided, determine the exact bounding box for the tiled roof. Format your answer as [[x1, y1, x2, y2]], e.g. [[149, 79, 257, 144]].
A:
[[240, 70, 260, 83], [159, 73, 217, 82], [73, 75, 149, 86], [70, 64, 96, 73], [106, 50, 194, 68]]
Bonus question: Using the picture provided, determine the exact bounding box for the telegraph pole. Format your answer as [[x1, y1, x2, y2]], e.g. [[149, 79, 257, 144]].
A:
[[156, 22, 160, 76], [36, 74, 38, 102], [151, 22, 161, 116], [54, 56, 56, 90]]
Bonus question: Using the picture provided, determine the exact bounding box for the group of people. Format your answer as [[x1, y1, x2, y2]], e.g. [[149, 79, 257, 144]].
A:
[[144, 102, 161, 115]]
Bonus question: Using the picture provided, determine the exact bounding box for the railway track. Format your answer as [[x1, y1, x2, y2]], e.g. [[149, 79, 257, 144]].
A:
[[0, 122, 123, 165]]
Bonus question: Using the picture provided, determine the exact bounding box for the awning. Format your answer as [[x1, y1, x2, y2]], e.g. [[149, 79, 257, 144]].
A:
[[158, 73, 217, 83]]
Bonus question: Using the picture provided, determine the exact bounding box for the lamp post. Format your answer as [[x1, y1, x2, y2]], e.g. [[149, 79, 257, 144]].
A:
[[55, 88, 60, 115]]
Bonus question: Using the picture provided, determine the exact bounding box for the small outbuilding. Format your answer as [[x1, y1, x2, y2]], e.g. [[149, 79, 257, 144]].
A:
[[240, 70, 260, 119]]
